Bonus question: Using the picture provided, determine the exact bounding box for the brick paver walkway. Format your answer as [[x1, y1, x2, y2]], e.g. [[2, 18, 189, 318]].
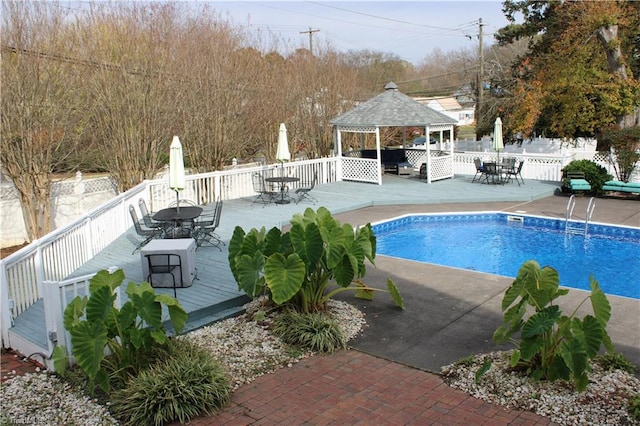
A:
[[190, 350, 553, 425], [2, 348, 553, 425]]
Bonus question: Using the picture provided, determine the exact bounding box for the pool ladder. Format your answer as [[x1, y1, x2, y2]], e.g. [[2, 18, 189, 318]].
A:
[[565, 195, 595, 236]]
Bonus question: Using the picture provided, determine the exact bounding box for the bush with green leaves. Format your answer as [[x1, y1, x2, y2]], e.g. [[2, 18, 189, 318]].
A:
[[597, 126, 640, 182], [272, 309, 346, 353], [629, 393, 640, 422], [594, 352, 636, 374], [561, 159, 612, 194], [493, 260, 614, 391], [228, 206, 404, 314], [53, 269, 188, 393], [110, 339, 230, 426]]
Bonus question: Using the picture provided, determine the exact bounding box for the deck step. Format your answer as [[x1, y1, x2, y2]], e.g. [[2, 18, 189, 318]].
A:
[[165, 294, 251, 335]]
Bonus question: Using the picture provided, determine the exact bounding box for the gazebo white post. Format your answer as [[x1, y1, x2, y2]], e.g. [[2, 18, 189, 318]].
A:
[[335, 126, 343, 182], [449, 125, 454, 176], [375, 126, 382, 185], [425, 126, 432, 184]]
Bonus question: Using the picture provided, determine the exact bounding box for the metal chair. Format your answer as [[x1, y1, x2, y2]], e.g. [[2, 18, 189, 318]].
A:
[[252, 173, 277, 204], [129, 205, 164, 254], [144, 253, 183, 298], [193, 199, 224, 249], [295, 172, 318, 204], [505, 160, 525, 186], [482, 162, 502, 184], [168, 199, 197, 208], [472, 158, 485, 183], [138, 199, 165, 230]]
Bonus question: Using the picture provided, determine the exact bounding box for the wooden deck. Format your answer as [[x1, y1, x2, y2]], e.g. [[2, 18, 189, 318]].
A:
[[10, 174, 559, 351]]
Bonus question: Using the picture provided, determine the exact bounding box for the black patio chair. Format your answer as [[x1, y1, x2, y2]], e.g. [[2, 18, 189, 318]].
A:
[[168, 199, 197, 208], [144, 253, 183, 298], [252, 172, 277, 204], [295, 172, 318, 204], [482, 162, 502, 184], [138, 198, 165, 230], [129, 205, 164, 254], [471, 158, 485, 183], [193, 199, 224, 249], [505, 160, 525, 186]]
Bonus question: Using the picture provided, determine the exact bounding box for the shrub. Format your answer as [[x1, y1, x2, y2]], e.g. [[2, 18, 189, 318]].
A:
[[110, 339, 230, 426], [272, 309, 346, 353], [629, 394, 640, 422], [594, 352, 637, 374], [561, 159, 612, 194], [53, 269, 188, 394], [493, 260, 614, 391]]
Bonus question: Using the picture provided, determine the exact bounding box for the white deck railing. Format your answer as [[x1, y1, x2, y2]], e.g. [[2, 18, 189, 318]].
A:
[[42, 267, 121, 363], [0, 158, 338, 346], [1, 151, 632, 348]]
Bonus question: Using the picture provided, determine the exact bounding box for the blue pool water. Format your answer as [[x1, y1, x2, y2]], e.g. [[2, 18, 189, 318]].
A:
[[373, 213, 640, 299]]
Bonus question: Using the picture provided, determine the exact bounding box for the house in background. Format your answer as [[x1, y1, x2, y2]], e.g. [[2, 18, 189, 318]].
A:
[[413, 96, 475, 127]]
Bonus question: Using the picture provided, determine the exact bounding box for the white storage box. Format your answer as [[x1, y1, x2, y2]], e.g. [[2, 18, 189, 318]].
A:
[[140, 238, 197, 287]]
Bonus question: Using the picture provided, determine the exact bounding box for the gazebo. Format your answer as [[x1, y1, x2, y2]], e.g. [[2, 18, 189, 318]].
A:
[[330, 82, 457, 184]]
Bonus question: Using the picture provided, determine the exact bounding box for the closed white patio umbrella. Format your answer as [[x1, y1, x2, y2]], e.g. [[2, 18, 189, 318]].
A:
[[276, 123, 291, 163], [169, 135, 186, 211], [493, 117, 504, 164]]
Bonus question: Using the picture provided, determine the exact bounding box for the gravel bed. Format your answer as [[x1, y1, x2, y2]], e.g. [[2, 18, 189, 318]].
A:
[[441, 350, 640, 425], [0, 299, 365, 424]]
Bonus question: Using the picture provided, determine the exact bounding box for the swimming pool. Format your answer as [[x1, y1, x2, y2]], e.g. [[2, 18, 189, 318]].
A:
[[373, 212, 640, 299]]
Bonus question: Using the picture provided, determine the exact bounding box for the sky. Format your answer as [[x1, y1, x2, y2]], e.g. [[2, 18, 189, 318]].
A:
[[206, 1, 513, 64]]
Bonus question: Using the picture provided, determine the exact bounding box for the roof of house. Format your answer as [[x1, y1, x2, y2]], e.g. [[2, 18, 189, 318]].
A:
[[330, 82, 457, 127]]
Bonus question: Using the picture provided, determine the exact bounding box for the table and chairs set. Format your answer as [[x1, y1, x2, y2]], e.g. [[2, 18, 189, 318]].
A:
[[129, 198, 226, 296], [252, 171, 318, 205], [472, 157, 525, 186]]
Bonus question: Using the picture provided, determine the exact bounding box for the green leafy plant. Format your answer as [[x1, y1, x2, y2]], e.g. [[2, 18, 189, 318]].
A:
[[561, 159, 612, 194], [594, 352, 637, 374], [228, 206, 404, 314], [493, 260, 614, 391], [272, 309, 346, 353], [110, 339, 230, 426], [53, 269, 188, 393], [629, 393, 640, 422]]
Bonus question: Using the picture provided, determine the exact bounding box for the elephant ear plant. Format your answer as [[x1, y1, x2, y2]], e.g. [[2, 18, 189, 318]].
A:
[[228, 206, 404, 315], [492, 260, 614, 391], [53, 269, 188, 394]]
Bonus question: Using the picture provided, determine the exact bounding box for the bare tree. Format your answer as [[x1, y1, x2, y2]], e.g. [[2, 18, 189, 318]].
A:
[[78, 2, 179, 191], [1, 0, 84, 240]]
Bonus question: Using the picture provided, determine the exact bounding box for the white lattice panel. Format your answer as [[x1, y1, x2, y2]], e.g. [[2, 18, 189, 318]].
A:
[[341, 157, 379, 183], [430, 156, 453, 181], [339, 126, 377, 133], [405, 150, 426, 167]]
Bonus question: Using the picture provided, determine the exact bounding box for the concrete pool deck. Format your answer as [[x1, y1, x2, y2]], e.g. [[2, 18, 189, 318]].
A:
[[330, 195, 639, 372]]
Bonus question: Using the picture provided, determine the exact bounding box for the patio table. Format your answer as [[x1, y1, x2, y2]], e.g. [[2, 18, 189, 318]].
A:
[[153, 206, 203, 238], [265, 176, 300, 204]]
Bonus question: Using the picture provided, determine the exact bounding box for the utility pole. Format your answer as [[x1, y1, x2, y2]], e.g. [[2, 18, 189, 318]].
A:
[[300, 27, 320, 56], [475, 18, 484, 141]]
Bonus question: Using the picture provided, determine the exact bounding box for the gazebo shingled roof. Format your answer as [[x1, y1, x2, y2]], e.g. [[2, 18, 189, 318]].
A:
[[330, 82, 457, 127]]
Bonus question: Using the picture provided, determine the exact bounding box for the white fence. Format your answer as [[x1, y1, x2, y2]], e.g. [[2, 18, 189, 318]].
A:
[[1, 173, 118, 247], [0, 158, 337, 347], [42, 267, 121, 361]]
